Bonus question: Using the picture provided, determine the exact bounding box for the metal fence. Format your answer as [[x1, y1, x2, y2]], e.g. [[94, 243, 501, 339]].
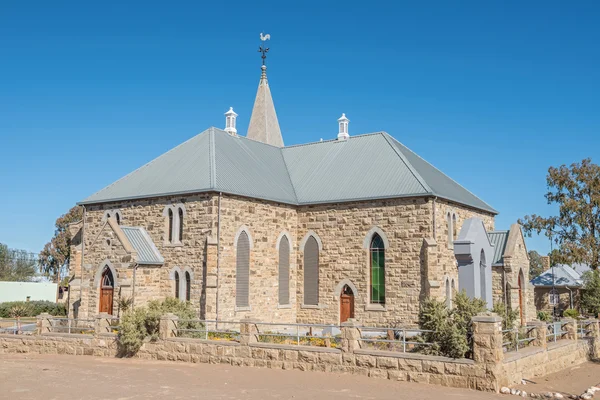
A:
[[546, 322, 568, 343], [176, 320, 241, 342], [0, 318, 37, 335], [254, 322, 341, 348], [357, 326, 435, 353], [502, 326, 535, 352], [48, 318, 95, 335], [578, 320, 595, 339]]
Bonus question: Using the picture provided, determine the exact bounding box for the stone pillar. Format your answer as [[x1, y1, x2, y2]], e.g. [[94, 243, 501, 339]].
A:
[[472, 313, 503, 364], [95, 312, 111, 335], [585, 319, 600, 359], [529, 320, 548, 350], [422, 238, 442, 299], [561, 318, 578, 342], [239, 318, 259, 345], [341, 319, 361, 353], [36, 313, 52, 335], [159, 313, 178, 339]]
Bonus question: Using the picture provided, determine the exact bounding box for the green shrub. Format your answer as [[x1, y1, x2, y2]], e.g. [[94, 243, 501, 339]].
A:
[[492, 303, 519, 330], [0, 301, 66, 318], [118, 307, 149, 356], [537, 311, 551, 322], [417, 291, 486, 359], [563, 308, 579, 318]]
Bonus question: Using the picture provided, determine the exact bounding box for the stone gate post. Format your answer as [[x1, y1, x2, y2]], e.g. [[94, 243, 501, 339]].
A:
[[341, 319, 361, 353], [471, 312, 503, 392], [239, 318, 259, 345], [36, 313, 52, 335], [95, 312, 111, 335], [159, 313, 178, 339], [586, 319, 600, 359], [529, 320, 548, 350], [561, 318, 578, 342]]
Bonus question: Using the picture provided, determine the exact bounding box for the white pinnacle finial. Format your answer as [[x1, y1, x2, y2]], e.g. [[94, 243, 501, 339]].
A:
[[337, 113, 349, 140], [224, 107, 238, 135]]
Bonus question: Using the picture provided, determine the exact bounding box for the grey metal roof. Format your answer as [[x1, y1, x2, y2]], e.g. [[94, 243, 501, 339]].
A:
[[530, 264, 583, 287], [487, 231, 509, 265], [121, 226, 164, 265], [80, 128, 496, 214]]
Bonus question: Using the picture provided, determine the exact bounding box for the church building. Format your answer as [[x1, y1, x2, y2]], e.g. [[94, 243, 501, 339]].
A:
[[67, 45, 533, 326]]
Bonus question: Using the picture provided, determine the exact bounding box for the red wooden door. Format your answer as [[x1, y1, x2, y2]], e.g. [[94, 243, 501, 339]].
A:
[[100, 288, 113, 315], [340, 285, 355, 324]]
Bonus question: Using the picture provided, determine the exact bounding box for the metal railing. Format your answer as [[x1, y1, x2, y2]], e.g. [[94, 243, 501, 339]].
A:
[[502, 326, 535, 352], [48, 318, 95, 335], [0, 318, 37, 335], [176, 320, 241, 341], [357, 326, 435, 353], [578, 320, 594, 339], [546, 322, 568, 343], [254, 322, 341, 348], [105, 316, 120, 334]]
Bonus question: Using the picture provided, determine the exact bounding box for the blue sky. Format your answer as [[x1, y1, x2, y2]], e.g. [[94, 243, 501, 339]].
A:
[[1, 1, 598, 255]]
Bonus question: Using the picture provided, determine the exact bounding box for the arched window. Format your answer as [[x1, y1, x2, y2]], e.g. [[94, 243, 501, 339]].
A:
[[370, 234, 385, 304], [174, 271, 180, 299], [480, 250, 487, 303], [445, 278, 451, 308], [304, 236, 320, 306], [447, 212, 453, 248], [178, 208, 184, 243], [278, 235, 290, 305], [101, 267, 114, 288], [452, 213, 457, 241], [168, 209, 174, 243], [115, 213, 121, 225], [185, 271, 191, 301], [236, 231, 250, 308]]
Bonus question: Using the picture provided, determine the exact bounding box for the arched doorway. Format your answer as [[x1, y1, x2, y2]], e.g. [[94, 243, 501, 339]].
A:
[[518, 270, 524, 325], [340, 285, 355, 324], [99, 266, 114, 315]]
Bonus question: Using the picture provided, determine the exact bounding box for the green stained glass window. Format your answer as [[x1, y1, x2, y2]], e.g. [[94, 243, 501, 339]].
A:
[[370, 234, 385, 304]]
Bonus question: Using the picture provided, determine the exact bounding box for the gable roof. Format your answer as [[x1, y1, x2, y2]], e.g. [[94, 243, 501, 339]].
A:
[[120, 226, 164, 265], [488, 231, 509, 266], [80, 128, 496, 213], [530, 264, 583, 287]]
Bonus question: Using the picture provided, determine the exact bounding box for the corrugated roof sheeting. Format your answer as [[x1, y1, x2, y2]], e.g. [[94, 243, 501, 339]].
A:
[[121, 226, 164, 264], [487, 231, 509, 265], [530, 265, 583, 287], [282, 134, 429, 204], [80, 128, 496, 214]]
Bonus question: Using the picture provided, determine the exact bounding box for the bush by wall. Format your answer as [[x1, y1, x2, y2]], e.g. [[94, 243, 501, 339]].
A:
[[0, 301, 66, 318], [563, 308, 580, 318]]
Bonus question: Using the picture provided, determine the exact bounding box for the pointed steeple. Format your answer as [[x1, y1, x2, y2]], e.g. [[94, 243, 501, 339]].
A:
[[247, 38, 284, 147]]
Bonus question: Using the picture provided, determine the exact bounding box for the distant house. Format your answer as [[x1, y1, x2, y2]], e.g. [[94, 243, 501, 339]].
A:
[[530, 264, 588, 315]]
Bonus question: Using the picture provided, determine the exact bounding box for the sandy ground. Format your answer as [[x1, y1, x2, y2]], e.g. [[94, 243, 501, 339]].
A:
[[512, 361, 600, 396], [0, 353, 504, 400]]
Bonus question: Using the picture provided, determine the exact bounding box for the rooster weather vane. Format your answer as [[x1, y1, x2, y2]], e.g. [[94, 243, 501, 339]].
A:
[[259, 33, 270, 66]]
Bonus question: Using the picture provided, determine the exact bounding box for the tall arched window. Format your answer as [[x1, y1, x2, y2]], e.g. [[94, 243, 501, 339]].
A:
[[168, 209, 174, 243], [445, 278, 451, 308], [185, 271, 191, 301], [370, 234, 385, 304], [480, 250, 487, 303], [303, 236, 320, 306], [178, 208, 184, 243], [278, 235, 290, 305], [236, 231, 250, 308], [447, 212, 453, 248], [452, 213, 457, 241], [115, 213, 121, 225], [174, 271, 180, 299]]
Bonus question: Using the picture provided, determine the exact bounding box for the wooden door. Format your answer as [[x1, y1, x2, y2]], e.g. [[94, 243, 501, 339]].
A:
[[100, 288, 113, 315], [340, 285, 354, 324]]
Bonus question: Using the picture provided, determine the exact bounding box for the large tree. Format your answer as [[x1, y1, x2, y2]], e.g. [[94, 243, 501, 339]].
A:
[[0, 243, 37, 281], [39, 206, 83, 283], [528, 250, 546, 278], [519, 158, 600, 269]]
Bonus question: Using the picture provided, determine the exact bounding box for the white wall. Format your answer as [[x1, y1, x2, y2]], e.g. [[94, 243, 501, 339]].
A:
[[0, 282, 57, 303]]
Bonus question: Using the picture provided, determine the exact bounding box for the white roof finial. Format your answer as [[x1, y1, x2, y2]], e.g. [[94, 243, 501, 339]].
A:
[[224, 107, 238, 135], [337, 113, 349, 140]]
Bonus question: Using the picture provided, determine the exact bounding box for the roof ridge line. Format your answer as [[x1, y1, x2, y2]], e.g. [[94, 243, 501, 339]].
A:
[[385, 133, 496, 213], [283, 131, 386, 149], [280, 147, 299, 203], [380, 132, 432, 194]]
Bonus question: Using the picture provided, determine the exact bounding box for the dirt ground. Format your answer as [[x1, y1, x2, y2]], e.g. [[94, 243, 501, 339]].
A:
[[512, 361, 600, 396], [0, 353, 504, 400]]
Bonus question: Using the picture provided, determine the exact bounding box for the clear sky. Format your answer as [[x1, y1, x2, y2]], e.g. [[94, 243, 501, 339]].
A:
[[1, 1, 598, 255]]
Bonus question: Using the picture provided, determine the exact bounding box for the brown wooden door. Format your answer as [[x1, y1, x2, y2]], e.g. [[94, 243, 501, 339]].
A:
[[100, 288, 114, 315], [340, 285, 354, 324]]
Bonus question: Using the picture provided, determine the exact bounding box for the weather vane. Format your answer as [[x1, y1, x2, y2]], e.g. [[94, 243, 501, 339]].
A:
[[259, 32, 270, 66]]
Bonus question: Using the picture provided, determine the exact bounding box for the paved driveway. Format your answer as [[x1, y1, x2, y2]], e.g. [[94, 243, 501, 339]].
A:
[[0, 354, 503, 400]]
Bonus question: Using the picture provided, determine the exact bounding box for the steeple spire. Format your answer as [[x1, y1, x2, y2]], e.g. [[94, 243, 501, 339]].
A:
[[246, 33, 284, 147]]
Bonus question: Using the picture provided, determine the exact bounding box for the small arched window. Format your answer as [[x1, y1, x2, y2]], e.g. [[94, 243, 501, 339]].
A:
[[174, 271, 180, 299], [370, 234, 385, 304], [168, 209, 174, 243], [236, 231, 250, 308], [303, 236, 320, 306], [115, 213, 121, 225], [178, 208, 184, 242], [185, 271, 191, 301], [278, 235, 290, 305], [452, 213, 457, 241], [447, 212, 453, 248]]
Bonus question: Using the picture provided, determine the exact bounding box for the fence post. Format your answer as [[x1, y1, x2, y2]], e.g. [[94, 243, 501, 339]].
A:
[[586, 319, 600, 359], [36, 313, 52, 335], [239, 318, 259, 346], [529, 320, 548, 350], [159, 313, 178, 339], [95, 312, 110, 335], [471, 312, 503, 392], [341, 319, 360, 353], [561, 318, 577, 342]]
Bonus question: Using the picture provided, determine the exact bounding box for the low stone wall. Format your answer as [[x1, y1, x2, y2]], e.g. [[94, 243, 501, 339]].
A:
[[1, 313, 599, 393]]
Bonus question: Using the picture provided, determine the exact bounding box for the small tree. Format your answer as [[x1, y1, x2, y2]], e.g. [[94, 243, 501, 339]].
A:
[[581, 270, 600, 316], [0, 243, 37, 282], [528, 250, 546, 279]]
